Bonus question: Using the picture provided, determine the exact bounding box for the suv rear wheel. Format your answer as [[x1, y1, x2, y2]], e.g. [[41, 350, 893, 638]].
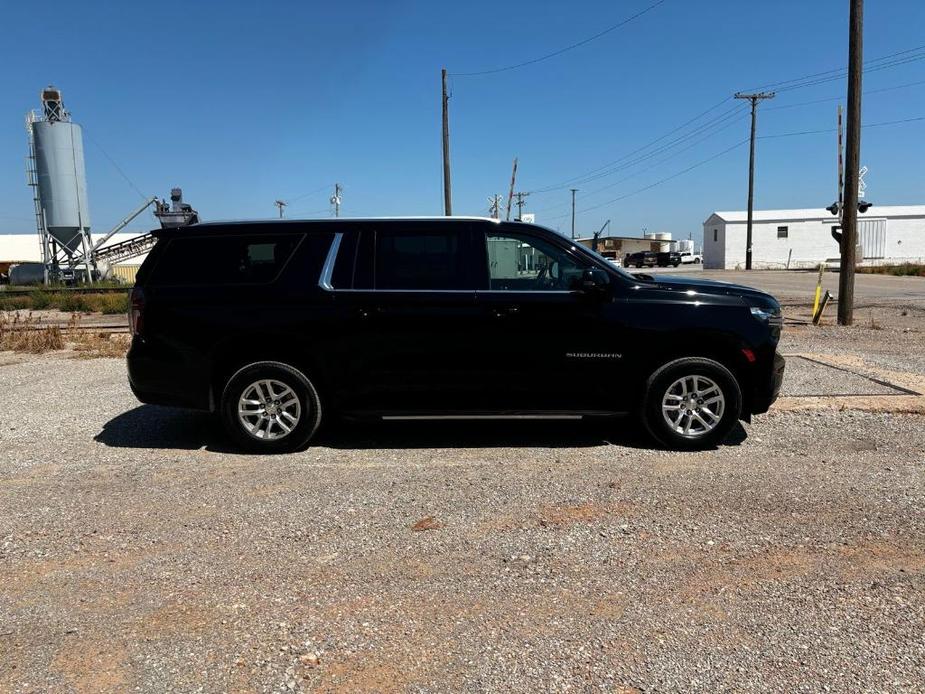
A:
[[220, 362, 322, 452], [641, 357, 741, 450]]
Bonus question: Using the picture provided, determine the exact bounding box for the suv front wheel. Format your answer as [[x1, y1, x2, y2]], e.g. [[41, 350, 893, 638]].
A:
[[641, 357, 742, 450], [220, 361, 322, 452]]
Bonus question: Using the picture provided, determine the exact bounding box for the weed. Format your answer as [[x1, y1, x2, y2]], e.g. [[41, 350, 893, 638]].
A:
[[0, 311, 128, 358], [857, 263, 925, 278]]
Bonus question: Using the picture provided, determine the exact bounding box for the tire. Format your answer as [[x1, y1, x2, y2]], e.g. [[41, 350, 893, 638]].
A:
[[220, 361, 322, 453], [641, 357, 742, 450], [695, 258, 702, 264]]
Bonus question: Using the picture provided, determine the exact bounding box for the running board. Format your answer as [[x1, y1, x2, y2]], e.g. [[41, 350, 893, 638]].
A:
[[378, 411, 624, 421]]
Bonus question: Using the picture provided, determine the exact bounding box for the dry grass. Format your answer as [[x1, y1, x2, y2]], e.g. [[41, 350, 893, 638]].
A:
[[0, 290, 129, 314], [856, 263, 925, 277], [0, 311, 128, 358], [0, 312, 65, 353]]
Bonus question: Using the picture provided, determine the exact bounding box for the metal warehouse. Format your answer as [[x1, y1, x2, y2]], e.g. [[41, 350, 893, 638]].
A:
[[703, 205, 925, 269]]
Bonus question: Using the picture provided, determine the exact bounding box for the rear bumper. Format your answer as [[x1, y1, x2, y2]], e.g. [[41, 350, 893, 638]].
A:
[[750, 352, 785, 415], [127, 337, 211, 410]]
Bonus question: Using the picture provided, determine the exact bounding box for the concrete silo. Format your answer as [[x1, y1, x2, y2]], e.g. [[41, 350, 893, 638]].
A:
[[26, 86, 94, 282]]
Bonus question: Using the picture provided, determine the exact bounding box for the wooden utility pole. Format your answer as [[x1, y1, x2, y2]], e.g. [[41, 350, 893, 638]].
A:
[[570, 188, 578, 239], [513, 192, 530, 221], [734, 91, 775, 269], [837, 104, 844, 205], [839, 0, 864, 326], [506, 157, 518, 221], [274, 200, 287, 218], [441, 68, 452, 216], [331, 183, 342, 218]]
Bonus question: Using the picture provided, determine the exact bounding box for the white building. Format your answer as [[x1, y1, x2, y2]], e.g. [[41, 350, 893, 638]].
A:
[[703, 205, 925, 269]]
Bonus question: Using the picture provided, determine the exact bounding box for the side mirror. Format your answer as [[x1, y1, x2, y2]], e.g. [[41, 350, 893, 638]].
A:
[[579, 268, 609, 294]]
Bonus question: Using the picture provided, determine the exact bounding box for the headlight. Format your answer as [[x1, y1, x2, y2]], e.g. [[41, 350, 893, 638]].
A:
[[750, 306, 782, 324]]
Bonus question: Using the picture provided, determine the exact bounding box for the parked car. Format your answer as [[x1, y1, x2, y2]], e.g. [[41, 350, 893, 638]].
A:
[[656, 251, 682, 267], [624, 251, 658, 268], [680, 251, 703, 264], [127, 218, 785, 452]]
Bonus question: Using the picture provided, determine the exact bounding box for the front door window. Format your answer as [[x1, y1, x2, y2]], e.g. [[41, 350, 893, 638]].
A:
[[485, 233, 587, 291]]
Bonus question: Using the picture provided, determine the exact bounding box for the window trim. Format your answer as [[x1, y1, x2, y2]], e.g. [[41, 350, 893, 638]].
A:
[[318, 233, 343, 291]]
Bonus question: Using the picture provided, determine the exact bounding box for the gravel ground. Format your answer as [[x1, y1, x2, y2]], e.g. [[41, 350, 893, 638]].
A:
[[1, 305, 924, 693]]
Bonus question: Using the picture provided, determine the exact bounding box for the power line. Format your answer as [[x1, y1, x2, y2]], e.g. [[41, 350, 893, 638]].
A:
[[450, 0, 669, 76], [285, 183, 333, 204], [741, 43, 925, 93], [544, 138, 749, 221], [530, 97, 737, 193], [82, 128, 148, 200], [540, 105, 749, 192], [532, 110, 749, 215], [760, 115, 925, 139], [765, 78, 925, 111]]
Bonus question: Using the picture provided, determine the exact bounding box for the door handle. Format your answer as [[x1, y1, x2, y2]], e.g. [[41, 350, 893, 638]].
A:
[[491, 306, 520, 318]]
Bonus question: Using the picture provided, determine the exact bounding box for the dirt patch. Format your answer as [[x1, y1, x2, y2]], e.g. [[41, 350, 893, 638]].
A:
[[51, 638, 132, 693]]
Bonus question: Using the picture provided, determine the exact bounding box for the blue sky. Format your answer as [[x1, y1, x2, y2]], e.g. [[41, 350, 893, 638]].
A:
[[1, 0, 923, 244]]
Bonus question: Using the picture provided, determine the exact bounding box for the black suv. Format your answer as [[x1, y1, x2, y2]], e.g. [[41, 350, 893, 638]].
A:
[[656, 251, 682, 267], [127, 218, 784, 452], [624, 251, 657, 268]]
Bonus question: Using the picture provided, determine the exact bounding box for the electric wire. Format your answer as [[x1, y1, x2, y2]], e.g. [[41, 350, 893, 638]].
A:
[[529, 96, 735, 193], [544, 138, 750, 221], [760, 115, 925, 139], [741, 43, 925, 93], [542, 113, 924, 222], [765, 78, 925, 111], [82, 128, 148, 201], [532, 110, 750, 215], [450, 0, 668, 77]]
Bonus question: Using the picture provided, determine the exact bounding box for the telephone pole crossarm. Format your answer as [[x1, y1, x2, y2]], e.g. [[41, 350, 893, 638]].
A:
[[734, 91, 775, 270]]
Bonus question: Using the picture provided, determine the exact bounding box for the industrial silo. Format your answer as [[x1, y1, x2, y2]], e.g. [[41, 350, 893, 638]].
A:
[[31, 87, 92, 254]]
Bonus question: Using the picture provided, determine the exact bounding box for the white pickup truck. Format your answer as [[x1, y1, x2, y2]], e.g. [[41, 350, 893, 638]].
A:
[[680, 251, 702, 264]]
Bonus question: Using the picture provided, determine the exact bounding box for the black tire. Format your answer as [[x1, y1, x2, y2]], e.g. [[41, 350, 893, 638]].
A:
[[220, 361, 322, 453], [695, 258, 701, 264], [641, 357, 742, 450]]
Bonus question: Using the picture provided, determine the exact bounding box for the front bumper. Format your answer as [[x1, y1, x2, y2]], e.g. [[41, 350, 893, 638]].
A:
[[750, 352, 785, 414]]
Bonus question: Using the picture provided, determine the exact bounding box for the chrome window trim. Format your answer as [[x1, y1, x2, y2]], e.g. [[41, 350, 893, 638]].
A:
[[325, 288, 576, 295], [318, 232, 343, 291]]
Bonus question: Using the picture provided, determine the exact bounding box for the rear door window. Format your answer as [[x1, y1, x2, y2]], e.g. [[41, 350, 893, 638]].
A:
[[373, 228, 473, 290], [149, 234, 303, 286]]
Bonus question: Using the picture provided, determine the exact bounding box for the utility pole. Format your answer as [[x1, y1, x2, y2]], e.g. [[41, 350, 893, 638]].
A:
[[274, 200, 287, 218], [488, 194, 502, 220], [441, 68, 452, 216], [839, 0, 864, 326], [570, 188, 578, 239], [734, 91, 775, 269], [506, 157, 518, 221], [513, 192, 530, 221], [330, 183, 342, 218], [837, 104, 844, 205]]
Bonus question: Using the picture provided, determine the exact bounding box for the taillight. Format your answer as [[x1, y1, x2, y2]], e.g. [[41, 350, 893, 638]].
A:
[[130, 287, 145, 336]]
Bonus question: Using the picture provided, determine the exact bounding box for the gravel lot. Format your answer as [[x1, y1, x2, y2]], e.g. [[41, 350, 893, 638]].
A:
[[1, 302, 924, 692]]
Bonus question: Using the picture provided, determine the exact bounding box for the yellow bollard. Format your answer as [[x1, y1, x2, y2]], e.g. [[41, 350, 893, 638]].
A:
[[811, 263, 825, 319]]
